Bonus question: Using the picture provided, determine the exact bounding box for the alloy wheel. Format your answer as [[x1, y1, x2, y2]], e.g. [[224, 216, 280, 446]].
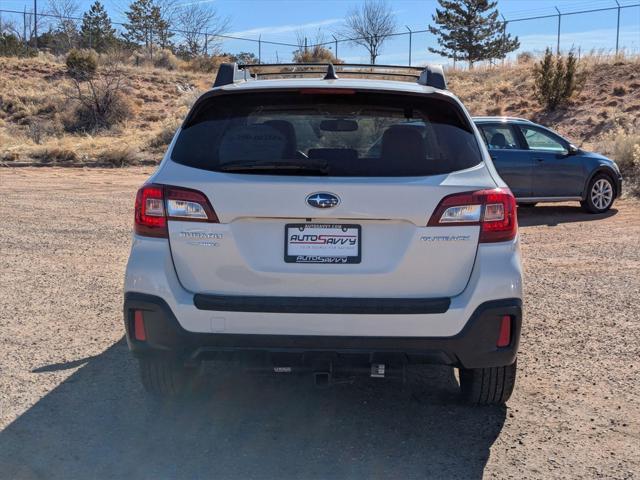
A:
[[590, 178, 613, 210]]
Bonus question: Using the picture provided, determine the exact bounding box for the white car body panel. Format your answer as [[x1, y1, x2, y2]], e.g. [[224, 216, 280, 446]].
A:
[[124, 77, 522, 340], [125, 234, 522, 337], [154, 161, 495, 298]]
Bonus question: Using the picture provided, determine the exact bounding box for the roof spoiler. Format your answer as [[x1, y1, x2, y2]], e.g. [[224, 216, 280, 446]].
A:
[[212, 63, 447, 90]]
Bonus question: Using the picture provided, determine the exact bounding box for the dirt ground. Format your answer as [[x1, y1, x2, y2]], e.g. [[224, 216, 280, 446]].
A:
[[0, 167, 638, 480]]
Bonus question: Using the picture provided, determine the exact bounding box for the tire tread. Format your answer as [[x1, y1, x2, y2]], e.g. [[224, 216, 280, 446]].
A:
[[459, 360, 517, 406], [138, 357, 193, 396]]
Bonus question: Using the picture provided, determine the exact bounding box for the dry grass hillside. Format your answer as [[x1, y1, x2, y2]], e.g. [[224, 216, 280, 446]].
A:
[[449, 56, 640, 153], [1, 54, 639, 191], [0, 55, 211, 166]]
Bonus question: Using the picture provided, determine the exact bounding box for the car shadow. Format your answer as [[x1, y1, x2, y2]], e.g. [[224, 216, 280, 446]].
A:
[[517, 204, 617, 227], [0, 338, 506, 480]]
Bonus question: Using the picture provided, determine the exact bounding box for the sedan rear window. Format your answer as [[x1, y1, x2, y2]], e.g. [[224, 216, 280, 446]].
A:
[[171, 91, 482, 177]]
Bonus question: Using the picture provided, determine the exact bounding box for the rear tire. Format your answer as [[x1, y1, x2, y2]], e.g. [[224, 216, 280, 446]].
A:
[[459, 359, 517, 405], [581, 174, 615, 213], [138, 357, 197, 396]]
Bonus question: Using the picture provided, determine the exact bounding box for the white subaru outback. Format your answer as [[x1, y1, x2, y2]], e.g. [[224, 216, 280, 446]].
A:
[[124, 63, 523, 405]]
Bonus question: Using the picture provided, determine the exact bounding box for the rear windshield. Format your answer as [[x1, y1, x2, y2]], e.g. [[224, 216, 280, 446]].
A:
[[171, 91, 482, 176]]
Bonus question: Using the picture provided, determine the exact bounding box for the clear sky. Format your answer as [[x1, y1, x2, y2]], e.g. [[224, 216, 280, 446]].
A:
[[1, 0, 639, 64]]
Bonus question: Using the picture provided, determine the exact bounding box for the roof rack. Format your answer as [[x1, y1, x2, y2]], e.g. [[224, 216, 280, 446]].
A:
[[212, 62, 447, 90]]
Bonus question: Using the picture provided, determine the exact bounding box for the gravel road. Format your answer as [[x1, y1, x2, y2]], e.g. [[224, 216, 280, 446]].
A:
[[1, 167, 638, 479]]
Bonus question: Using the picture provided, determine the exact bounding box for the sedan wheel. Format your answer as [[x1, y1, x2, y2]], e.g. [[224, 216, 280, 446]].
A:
[[581, 175, 615, 213]]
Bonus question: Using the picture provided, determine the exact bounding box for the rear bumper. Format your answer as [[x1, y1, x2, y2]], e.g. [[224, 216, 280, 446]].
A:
[[124, 293, 522, 369]]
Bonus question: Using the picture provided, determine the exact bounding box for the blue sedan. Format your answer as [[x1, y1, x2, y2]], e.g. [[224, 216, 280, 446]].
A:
[[473, 117, 623, 213]]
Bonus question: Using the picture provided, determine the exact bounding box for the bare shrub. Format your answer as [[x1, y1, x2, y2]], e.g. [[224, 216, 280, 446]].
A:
[[66, 49, 98, 80], [63, 58, 132, 132], [188, 54, 232, 73], [293, 45, 340, 64], [27, 121, 45, 144], [292, 30, 341, 64], [98, 146, 139, 167], [148, 120, 180, 149], [34, 147, 78, 163], [100, 47, 130, 65], [517, 51, 534, 64], [153, 49, 180, 70], [1, 151, 21, 162], [603, 130, 640, 196], [27, 119, 63, 144]]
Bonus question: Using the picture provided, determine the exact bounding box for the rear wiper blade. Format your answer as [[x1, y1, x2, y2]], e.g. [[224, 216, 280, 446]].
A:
[[218, 160, 329, 174]]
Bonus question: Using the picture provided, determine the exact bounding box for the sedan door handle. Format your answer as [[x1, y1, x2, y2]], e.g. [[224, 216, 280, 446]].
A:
[[534, 157, 545, 162]]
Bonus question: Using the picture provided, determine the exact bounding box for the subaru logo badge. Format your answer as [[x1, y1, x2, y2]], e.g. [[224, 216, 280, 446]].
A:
[[306, 192, 340, 209]]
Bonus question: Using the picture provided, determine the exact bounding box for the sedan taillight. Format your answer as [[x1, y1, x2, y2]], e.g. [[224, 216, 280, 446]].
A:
[[427, 188, 518, 243], [134, 184, 218, 238]]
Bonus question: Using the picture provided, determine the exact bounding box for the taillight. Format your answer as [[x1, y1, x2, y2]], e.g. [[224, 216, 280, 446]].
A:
[[134, 184, 218, 238], [135, 184, 166, 238], [427, 188, 517, 243], [165, 186, 219, 222]]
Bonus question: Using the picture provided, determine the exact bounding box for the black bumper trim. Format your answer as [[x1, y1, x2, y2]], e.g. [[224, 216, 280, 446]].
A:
[[124, 293, 522, 369], [193, 293, 450, 315]]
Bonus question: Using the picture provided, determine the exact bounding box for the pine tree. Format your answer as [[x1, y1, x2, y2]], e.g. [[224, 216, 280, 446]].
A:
[[122, 0, 173, 49], [428, 0, 519, 68], [79, 1, 116, 52]]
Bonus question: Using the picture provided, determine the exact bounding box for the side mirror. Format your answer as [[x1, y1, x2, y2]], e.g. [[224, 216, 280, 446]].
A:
[[568, 144, 579, 155]]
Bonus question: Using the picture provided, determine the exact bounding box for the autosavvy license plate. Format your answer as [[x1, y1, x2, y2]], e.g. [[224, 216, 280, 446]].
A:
[[285, 224, 361, 264]]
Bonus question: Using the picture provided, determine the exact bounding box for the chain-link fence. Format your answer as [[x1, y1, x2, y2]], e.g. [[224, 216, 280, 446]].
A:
[[1, 2, 639, 66]]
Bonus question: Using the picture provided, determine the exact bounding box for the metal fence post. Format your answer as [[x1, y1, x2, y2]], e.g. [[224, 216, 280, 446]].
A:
[[501, 14, 507, 65], [555, 6, 561, 54], [23, 7, 27, 47], [405, 26, 412, 66], [204, 33, 208, 55], [33, 0, 37, 49], [615, 0, 621, 54], [258, 34, 261, 64]]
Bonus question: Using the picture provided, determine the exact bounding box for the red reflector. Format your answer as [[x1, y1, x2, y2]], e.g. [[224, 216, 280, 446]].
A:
[[497, 315, 511, 347], [134, 310, 146, 341], [299, 89, 356, 95]]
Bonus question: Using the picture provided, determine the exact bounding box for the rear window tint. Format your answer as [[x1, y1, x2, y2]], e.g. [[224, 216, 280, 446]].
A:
[[171, 92, 483, 177]]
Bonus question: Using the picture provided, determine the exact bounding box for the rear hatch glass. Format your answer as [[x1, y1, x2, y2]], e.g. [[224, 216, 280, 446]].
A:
[[171, 91, 482, 177]]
